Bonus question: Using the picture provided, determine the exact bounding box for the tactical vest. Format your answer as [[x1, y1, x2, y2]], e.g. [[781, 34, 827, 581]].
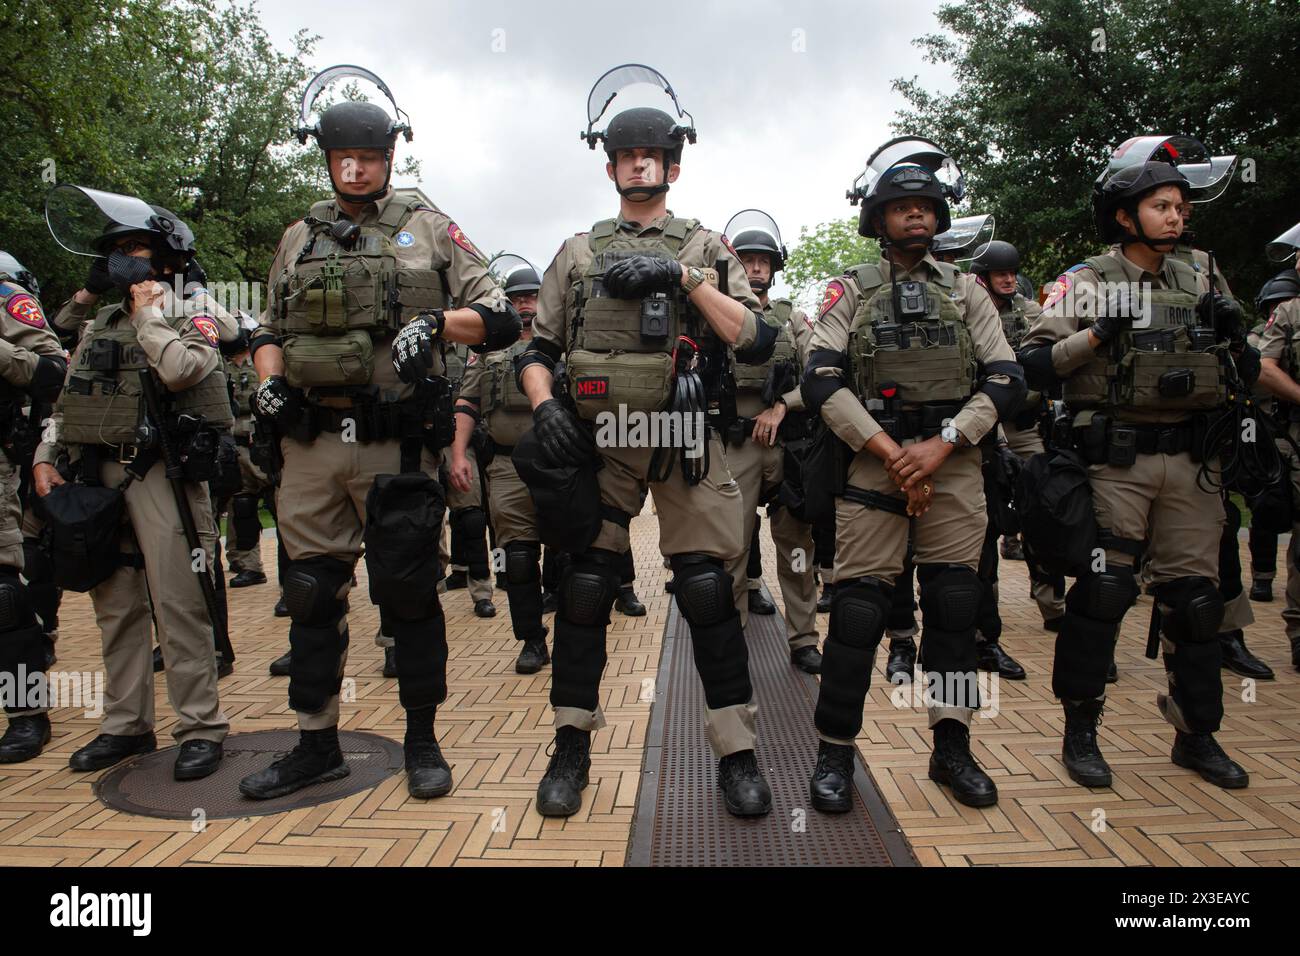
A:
[[734, 299, 798, 392], [61, 305, 233, 446], [565, 217, 704, 421], [998, 295, 1033, 350], [268, 197, 449, 389], [1062, 255, 1224, 414], [845, 261, 977, 407], [225, 358, 259, 435], [479, 339, 534, 445]]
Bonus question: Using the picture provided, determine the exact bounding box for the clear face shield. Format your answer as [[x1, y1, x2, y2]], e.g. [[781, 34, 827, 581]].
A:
[[295, 64, 412, 145], [1107, 135, 1236, 204], [581, 63, 695, 150], [723, 208, 786, 291], [488, 253, 541, 320], [848, 136, 966, 206], [931, 213, 996, 263], [1267, 222, 1300, 263], [45, 184, 162, 258]]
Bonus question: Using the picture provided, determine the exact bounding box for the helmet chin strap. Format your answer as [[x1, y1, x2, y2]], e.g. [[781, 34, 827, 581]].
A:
[[327, 149, 394, 205], [749, 278, 771, 295], [1118, 203, 1179, 253], [616, 181, 669, 201]]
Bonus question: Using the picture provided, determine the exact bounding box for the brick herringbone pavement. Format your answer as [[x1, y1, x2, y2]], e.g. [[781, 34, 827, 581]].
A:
[[2, 507, 1297, 867]]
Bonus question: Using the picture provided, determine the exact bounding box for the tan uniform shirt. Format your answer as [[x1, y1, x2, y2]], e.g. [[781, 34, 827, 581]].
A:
[[532, 212, 764, 356], [1254, 296, 1300, 367], [256, 189, 507, 403], [807, 251, 1014, 450], [37, 288, 236, 466], [1022, 244, 1211, 425], [0, 284, 65, 388]]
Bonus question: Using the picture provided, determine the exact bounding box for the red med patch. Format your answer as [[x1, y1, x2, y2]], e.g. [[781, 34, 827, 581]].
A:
[[448, 223, 484, 261], [818, 280, 845, 317], [5, 294, 45, 328], [191, 315, 219, 347]]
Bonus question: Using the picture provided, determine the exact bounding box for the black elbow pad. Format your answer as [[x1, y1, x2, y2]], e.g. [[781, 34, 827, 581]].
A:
[[1017, 345, 1059, 390], [733, 315, 778, 365], [29, 355, 67, 403], [470, 302, 522, 353], [979, 359, 1028, 421], [802, 349, 848, 414], [454, 402, 480, 424], [514, 340, 559, 391], [248, 330, 280, 358]]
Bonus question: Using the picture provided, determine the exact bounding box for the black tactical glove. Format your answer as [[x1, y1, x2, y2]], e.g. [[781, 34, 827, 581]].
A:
[[1088, 312, 1125, 346], [1234, 343, 1262, 390], [85, 257, 114, 295], [254, 375, 296, 423], [392, 313, 442, 385], [996, 445, 1023, 490], [1198, 290, 1244, 343], [603, 256, 683, 299], [533, 398, 594, 468]]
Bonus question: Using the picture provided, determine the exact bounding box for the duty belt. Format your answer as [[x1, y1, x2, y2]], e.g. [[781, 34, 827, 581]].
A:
[[723, 417, 757, 448], [872, 402, 964, 443], [287, 400, 428, 445], [1130, 423, 1198, 456]]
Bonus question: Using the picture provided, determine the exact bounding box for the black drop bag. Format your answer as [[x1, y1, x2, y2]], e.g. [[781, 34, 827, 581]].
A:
[[1016, 448, 1097, 577], [363, 473, 445, 619], [34, 482, 127, 592], [512, 427, 602, 554]]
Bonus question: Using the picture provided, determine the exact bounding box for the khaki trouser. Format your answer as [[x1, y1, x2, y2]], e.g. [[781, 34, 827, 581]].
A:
[[277, 430, 441, 729], [724, 435, 818, 651], [1088, 451, 1224, 732], [88, 461, 229, 743], [486, 456, 537, 547], [444, 445, 492, 602], [556, 433, 754, 756], [224, 443, 270, 575], [822, 443, 985, 742]]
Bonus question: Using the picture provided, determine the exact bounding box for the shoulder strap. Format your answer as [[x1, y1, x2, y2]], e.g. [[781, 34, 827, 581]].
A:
[[1163, 256, 1202, 295], [931, 260, 959, 290], [308, 199, 336, 221], [1084, 254, 1126, 286], [772, 299, 794, 324], [376, 196, 427, 235], [587, 219, 619, 253], [90, 304, 123, 332], [846, 262, 885, 298], [661, 217, 701, 253]]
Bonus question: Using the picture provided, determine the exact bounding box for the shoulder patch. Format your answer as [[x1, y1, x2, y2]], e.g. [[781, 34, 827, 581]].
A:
[[396, 230, 416, 247], [721, 235, 738, 257], [1042, 265, 1087, 310], [5, 293, 45, 328], [466, 352, 479, 366], [191, 315, 220, 347], [448, 223, 485, 261], [818, 280, 846, 318], [802, 312, 815, 331]]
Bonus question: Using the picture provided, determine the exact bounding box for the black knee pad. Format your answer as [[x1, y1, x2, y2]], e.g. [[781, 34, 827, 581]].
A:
[[282, 557, 352, 627], [365, 473, 444, 620], [670, 553, 736, 629], [1155, 577, 1224, 644], [231, 494, 262, 550], [886, 561, 917, 631], [0, 571, 36, 632], [451, 507, 489, 577], [551, 618, 608, 712], [558, 550, 620, 628], [916, 565, 981, 695], [670, 553, 750, 709], [1167, 639, 1225, 732], [1068, 566, 1139, 624], [391, 613, 449, 710], [505, 541, 541, 586], [816, 578, 890, 741], [288, 621, 350, 714], [1052, 608, 1115, 701], [619, 548, 635, 586], [21, 538, 58, 632]]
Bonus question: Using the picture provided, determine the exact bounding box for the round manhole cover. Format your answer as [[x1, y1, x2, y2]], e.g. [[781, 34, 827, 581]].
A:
[[94, 730, 406, 820]]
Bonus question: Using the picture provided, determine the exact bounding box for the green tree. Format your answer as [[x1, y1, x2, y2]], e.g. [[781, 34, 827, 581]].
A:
[[0, 0, 329, 306], [783, 218, 880, 312], [892, 0, 1300, 300]]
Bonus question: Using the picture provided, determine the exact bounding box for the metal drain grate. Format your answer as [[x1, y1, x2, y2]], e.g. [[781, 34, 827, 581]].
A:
[[94, 729, 405, 820], [630, 585, 915, 867]]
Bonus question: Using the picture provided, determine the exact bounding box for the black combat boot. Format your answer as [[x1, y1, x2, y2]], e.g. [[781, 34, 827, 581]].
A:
[[747, 588, 776, 615], [791, 645, 822, 675], [382, 645, 397, 679], [473, 598, 496, 618], [1171, 731, 1249, 789], [515, 637, 550, 675], [1061, 699, 1112, 787], [0, 714, 51, 763], [885, 635, 916, 683], [1218, 630, 1274, 680], [1249, 579, 1273, 602], [816, 582, 835, 613], [928, 720, 997, 807], [999, 536, 1024, 561], [809, 740, 857, 813], [69, 732, 157, 772], [152, 645, 164, 672], [268, 650, 292, 676], [274, 595, 289, 617], [238, 727, 348, 799], [614, 586, 646, 617], [404, 707, 453, 799], [536, 726, 591, 817], [1292, 636, 1300, 672], [717, 749, 772, 817], [976, 639, 1026, 680], [173, 740, 223, 781], [230, 570, 267, 588]]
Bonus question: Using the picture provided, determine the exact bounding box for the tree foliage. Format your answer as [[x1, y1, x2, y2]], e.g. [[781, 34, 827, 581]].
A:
[[783, 218, 880, 312]]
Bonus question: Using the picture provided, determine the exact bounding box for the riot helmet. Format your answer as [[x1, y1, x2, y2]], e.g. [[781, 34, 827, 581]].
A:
[[848, 137, 964, 246], [0, 251, 39, 298], [1092, 161, 1190, 248], [582, 65, 696, 200], [1267, 221, 1300, 263]]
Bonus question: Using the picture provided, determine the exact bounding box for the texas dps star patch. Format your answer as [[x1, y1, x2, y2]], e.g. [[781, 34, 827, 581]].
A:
[[5, 293, 45, 328], [448, 223, 485, 262], [818, 280, 845, 318], [1043, 264, 1086, 310], [191, 314, 220, 347]]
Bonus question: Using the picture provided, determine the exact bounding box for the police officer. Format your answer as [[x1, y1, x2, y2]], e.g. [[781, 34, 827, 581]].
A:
[[516, 66, 777, 818], [442, 337, 496, 618], [452, 255, 551, 673], [1254, 221, 1300, 673], [1019, 161, 1250, 790], [34, 189, 233, 779], [0, 254, 67, 762], [804, 138, 1024, 812], [241, 68, 518, 801], [970, 241, 1065, 665], [724, 208, 822, 674]]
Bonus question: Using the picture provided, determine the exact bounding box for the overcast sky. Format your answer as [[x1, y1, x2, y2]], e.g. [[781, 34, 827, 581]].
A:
[[257, 0, 957, 297]]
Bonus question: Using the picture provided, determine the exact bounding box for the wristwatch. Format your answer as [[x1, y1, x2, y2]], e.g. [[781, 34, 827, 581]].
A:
[[940, 422, 962, 446], [683, 266, 714, 294]]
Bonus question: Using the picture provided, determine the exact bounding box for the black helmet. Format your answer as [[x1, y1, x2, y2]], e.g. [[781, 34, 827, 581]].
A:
[[1256, 269, 1300, 316], [1093, 161, 1190, 245], [0, 251, 39, 298], [724, 209, 786, 274], [602, 107, 688, 164], [970, 240, 1020, 276], [856, 164, 951, 243], [296, 66, 413, 204], [489, 253, 542, 298]]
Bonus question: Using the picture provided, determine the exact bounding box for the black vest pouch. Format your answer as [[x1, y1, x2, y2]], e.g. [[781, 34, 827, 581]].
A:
[[34, 482, 129, 593]]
